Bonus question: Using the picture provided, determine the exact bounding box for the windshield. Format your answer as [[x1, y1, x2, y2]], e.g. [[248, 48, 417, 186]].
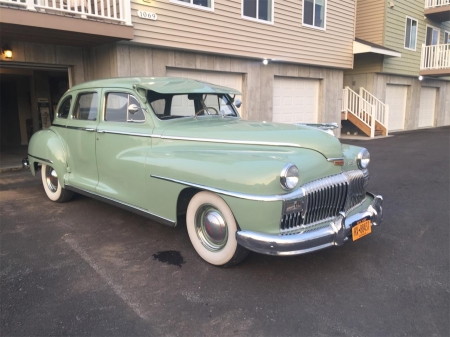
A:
[[147, 92, 239, 120]]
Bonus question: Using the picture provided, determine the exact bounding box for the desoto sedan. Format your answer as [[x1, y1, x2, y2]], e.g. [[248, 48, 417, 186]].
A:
[[24, 77, 383, 267]]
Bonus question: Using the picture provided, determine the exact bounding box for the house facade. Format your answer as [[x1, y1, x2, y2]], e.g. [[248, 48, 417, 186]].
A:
[[0, 0, 357, 150], [344, 0, 450, 132]]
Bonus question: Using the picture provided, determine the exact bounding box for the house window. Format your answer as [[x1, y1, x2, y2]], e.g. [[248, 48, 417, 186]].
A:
[[171, 0, 213, 11], [242, 0, 273, 23], [444, 31, 450, 44], [303, 0, 326, 29], [404, 17, 418, 50]]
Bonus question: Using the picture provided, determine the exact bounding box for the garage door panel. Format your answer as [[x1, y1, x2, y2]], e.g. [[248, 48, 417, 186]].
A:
[[386, 85, 407, 131], [418, 87, 436, 128], [273, 77, 319, 124]]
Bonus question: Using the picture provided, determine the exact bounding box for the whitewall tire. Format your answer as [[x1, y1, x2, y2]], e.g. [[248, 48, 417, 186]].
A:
[[41, 164, 73, 203], [186, 191, 248, 267]]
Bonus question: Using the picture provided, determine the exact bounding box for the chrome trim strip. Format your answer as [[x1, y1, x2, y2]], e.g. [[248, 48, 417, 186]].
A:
[[151, 171, 366, 203], [65, 185, 176, 227], [158, 135, 305, 149], [28, 154, 53, 164], [236, 193, 383, 256], [327, 157, 344, 162], [96, 130, 153, 137], [66, 126, 95, 131]]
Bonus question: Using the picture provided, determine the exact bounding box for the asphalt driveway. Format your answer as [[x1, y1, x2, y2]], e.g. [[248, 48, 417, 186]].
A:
[[1, 127, 449, 336]]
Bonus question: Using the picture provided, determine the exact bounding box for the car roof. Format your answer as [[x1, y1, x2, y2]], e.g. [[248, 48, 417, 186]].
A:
[[68, 77, 242, 95]]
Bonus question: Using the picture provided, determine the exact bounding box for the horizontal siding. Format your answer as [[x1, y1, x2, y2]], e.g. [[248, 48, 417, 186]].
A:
[[355, 0, 385, 45], [383, 0, 450, 77], [345, 53, 383, 75], [130, 0, 356, 69]]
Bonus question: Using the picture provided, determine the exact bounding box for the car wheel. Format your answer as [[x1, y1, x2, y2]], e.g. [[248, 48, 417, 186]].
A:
[[41, 164, 73, 203], [186, 191, 249, 267]]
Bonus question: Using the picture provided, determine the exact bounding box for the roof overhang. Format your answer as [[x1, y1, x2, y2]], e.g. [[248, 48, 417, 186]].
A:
[[353, 40, 402, 58]]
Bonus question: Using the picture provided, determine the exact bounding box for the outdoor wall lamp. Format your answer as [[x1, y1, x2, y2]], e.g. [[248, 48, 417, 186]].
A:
[[262, 59, 269, 65], [2, 45, 12, 59]]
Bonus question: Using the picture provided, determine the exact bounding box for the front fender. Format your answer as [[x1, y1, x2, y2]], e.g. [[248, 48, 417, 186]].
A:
[[28, 129, 67, 185]]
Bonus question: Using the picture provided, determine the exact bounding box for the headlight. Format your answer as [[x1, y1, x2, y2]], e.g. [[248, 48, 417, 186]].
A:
[[280, 164, 299, 190], [357, 149, 370, 169]]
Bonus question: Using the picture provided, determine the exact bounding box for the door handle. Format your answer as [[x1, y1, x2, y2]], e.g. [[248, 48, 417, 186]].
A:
[[85, 128, 96, 132], [96, 130, 106, 133]]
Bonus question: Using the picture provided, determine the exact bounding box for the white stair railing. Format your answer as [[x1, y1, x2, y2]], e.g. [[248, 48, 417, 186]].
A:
[[0, 0, 132, 25], [342, 87, 376, 138], [360, 88, 389, 135]]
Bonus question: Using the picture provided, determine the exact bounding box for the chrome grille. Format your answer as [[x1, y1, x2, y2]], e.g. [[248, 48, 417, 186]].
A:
[[280, 170, 368, 234]]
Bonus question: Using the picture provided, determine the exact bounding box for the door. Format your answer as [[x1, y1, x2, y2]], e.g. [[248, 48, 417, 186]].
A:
[[65, 90, 100, 191], [426, 26, 439, 46], [95, 90, 152, 209], [166, 68, 244, 116], [385, 85, 407, 131], [273, 77, 319, 124], [418, 87, 437, 128]]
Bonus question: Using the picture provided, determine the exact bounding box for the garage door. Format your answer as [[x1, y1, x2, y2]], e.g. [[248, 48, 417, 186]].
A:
[[166, 68, 243, 116], [273, 77, 319, 124], [385, 85, 407, 131], [418, 87, 437, 128]]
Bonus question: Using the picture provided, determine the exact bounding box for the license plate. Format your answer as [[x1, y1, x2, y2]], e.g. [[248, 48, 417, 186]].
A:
[[352, 219, 372, 241]]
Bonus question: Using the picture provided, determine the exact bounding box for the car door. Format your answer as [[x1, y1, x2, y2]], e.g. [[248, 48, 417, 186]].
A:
[[65, 90, 100, 191], [95, 89, 153, 209]]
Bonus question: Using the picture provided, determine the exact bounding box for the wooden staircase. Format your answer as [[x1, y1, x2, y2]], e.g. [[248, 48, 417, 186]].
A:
[[342, 87, 389, 138]]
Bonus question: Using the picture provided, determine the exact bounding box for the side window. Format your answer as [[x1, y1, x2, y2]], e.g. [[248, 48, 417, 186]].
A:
[[57, 96, 72, 119], [303, 0, 326, 29], [404, 17, 418, 50], [105, 93, 145, 123], [73, 92, 98, 120], [129, 95, 145, 122]]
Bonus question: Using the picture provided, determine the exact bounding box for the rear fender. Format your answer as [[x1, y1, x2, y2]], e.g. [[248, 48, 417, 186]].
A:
[[28, 129, 67, 186]]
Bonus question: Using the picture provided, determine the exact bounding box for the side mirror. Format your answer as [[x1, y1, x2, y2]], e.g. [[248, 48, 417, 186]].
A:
[[235, 99, 242, 108], [128, 104, 140, 115]]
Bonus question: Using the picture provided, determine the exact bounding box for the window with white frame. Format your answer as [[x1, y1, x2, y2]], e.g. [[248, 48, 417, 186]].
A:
[[303, 0, 326, 29], [445, 31, 450, 44], [242, 0, 273, 23], [171, 0, 213, 10], [404, 17, 418, 50]]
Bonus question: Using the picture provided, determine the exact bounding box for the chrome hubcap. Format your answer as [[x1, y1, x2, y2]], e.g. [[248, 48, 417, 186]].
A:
[[195, 205, 228, 251], [45, 166, 58, 193]]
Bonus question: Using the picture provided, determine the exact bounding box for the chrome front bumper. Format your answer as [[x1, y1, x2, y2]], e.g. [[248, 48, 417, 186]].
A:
[[236, 193, 383, 256]]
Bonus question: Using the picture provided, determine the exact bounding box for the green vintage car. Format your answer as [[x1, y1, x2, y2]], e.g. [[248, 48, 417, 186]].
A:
[[25, 77, 383, 266]]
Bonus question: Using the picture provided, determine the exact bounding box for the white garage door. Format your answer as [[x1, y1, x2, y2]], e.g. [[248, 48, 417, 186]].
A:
[[166, 68, 243, 116], [273, 77, 319, 124], [385, 85, 407, 131], [418, 87, 437, 128]]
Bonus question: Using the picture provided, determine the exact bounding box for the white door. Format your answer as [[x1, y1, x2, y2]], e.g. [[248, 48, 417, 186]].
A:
[[273, 77, 319, 124], [385, 85, 407, 131], [418, 87, 437, 128], [166, 68, 244, 116]]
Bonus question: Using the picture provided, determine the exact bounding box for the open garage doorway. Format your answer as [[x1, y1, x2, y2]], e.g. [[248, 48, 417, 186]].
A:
[[0, 65, 69, 170]]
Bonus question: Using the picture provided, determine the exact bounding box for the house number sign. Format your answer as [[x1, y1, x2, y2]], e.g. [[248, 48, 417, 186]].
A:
[[137, 10, 157, 20]]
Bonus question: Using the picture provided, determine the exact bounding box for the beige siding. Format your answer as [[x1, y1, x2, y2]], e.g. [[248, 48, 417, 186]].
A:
[[130, 0, 356, 69], [383, 0, 450, 77], [355, 0, 385, 45]]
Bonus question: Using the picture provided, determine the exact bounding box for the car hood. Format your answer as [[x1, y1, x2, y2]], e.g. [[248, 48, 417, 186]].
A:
[[159, 118, 343, 159]]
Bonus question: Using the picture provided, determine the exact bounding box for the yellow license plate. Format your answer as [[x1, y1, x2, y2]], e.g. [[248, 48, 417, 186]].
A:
[[352, 219, 372, 241]]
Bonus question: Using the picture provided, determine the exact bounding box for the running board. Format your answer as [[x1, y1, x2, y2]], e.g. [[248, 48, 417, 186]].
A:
[[65, 185, 176, 227]]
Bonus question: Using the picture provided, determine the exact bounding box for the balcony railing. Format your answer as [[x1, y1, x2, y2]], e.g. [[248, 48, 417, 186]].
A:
[[421, 44, 450, 71], [0, 0, 132, 25], [425, 0, 450, 9]]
